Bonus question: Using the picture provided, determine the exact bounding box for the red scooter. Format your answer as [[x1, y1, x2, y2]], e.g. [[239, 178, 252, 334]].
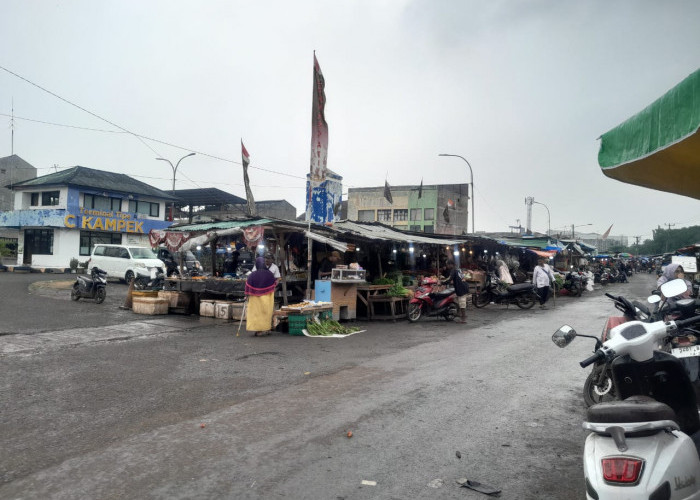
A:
[[407, 277, 457, 322]]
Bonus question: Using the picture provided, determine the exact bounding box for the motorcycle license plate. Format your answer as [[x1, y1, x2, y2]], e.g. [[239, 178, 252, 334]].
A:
[[671, 345, 700, 358]]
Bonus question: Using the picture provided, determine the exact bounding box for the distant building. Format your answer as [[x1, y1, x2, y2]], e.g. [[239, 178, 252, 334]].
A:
[[172, 189, 297, 222], [235, 200, 296, 220], [346, 183, 469, 235], [0, 155, 37, 211]]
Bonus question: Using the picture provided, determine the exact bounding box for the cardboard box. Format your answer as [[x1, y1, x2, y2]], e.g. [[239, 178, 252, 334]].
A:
[[132, 297, 169, 315], [231, 302, 247, 320], [215, 301, 232, 320], [158, 290, 191, 308], [200, 300, 216, 317]]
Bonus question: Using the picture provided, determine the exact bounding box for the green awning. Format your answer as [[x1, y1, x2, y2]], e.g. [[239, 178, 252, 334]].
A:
[[598, 68, 700, 200]]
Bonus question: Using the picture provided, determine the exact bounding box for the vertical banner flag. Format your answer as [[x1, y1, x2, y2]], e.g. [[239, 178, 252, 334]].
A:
[[310, 52, 329, 182], [241, 140, 256, 216], [601, 224, 613, 240], [418, 178, 423, 198], [384, 180, 393, 204]]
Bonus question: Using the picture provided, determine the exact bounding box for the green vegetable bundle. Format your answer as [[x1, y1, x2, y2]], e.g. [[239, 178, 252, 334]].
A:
[[386, 282, 409, 297], [306, 319, 361, 336]]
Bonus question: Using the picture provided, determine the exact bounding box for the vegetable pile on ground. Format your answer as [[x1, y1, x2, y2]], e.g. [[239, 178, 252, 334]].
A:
[[305, 319, 362, 336]]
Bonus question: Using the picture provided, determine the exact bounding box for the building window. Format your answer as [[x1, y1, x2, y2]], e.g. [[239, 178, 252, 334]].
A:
[[358, 209, 375, 222], [424, 208, 435, 221], [409, 225, 421, 232], [80, 231, 122, 256], [393, 209, 408, 222], [24, 229, 54, 255], [30, 193, 39, 206], [410, 208, 422, 221], [424, 225, 434, 233], [131, 200, 160, 217], [41, 191, 60, 206], [377, 209, 391, 222], [85, 194, 122, 212]]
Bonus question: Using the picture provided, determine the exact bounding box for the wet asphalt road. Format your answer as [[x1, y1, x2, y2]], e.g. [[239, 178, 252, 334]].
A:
[[0, 271, 659, 499]]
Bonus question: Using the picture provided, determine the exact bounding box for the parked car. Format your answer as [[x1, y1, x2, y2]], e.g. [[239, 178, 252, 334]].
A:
[[88, 244, 165, 283]]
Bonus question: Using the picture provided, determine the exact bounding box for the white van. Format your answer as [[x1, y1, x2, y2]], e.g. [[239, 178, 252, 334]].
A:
[[89, 244, 165, 282]]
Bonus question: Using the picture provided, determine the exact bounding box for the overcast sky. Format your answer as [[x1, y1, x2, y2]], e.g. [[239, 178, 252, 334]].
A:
[[1, 0, 699, 242]]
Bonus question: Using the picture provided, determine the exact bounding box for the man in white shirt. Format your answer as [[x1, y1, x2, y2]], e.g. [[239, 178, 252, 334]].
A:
[[264, 252, 281, 282], [532, 257, 555, 309]]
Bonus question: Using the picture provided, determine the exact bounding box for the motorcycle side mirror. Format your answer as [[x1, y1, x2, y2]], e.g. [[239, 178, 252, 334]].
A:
[[552, 325, 577, 348], [660, 278, 688, 298], [647, 294, 661, 304]]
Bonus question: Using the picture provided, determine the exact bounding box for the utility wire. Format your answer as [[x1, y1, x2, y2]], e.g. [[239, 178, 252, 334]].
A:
[[0, 66, 307, 181]]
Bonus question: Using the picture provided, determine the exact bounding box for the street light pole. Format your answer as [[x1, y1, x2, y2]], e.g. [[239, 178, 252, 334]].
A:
[[532, 200, 551, 237], [438, 154, 474, 233], [156, 152, 196, 221]]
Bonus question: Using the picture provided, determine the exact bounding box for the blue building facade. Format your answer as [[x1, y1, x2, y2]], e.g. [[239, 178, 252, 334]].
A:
[[0, 166, 175, 269]]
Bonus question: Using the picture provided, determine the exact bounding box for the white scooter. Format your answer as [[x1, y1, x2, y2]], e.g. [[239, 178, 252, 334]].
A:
[[553, 278, 700, 500]]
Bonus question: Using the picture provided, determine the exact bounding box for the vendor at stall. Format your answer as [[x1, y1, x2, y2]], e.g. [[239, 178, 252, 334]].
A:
[[318, 250, 342, 279], [264, 252, 281, 283]]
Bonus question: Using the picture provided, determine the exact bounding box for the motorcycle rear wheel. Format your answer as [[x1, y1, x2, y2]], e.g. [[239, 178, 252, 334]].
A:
[[583, 368, 616, 407], [71, 283, 80, 301], [95, 287, 106, 304], [515, 293, 536, 309], [407, 303, 422, 322], [472, 291, 490, 308], [443, 303, 457, 321]]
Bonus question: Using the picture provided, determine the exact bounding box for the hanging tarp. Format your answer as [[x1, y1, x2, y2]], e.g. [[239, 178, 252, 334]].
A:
[[303, 230, 349, 253], [529, 249, 558, 258], [598, 68, 700, 199], [148, 230, 193, 252]]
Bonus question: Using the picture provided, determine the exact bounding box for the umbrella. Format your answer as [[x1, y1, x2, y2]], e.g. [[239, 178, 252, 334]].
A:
[[598, 68, 700, 200]]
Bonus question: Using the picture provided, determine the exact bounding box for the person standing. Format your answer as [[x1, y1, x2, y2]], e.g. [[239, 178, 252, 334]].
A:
[[318, 250, 342, 279], [445, 259, 468, 323], [245, 257, 277, 336], [532, 257, 555, 309], [264, 252, 281, 282]]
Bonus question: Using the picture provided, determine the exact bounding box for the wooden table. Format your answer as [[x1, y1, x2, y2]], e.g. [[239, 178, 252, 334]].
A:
[[356, 284, 392, 320], [367, 295, 408, 321]]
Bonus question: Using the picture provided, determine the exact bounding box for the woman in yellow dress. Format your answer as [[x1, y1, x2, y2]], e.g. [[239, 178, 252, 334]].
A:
[[245, 257, 277, 336]]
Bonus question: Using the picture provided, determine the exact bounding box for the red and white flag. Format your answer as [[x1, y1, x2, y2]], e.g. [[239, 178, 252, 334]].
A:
[[601, 224, 613, 240], [309, 52, 328, 182], [241, 140, 256, 216]]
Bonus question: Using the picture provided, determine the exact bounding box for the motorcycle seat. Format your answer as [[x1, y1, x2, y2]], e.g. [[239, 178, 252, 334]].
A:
[[586, 395, 677, 425], [509, 283, 533, 292], [431, 288, 455, 299]]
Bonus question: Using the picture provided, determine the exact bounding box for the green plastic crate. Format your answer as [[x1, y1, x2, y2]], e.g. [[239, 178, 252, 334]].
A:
[[288, 314, 310, 336], [319, 310, 332, 321]]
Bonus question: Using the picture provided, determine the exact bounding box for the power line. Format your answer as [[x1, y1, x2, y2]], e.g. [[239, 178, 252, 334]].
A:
[[0, 66, 308, 181]]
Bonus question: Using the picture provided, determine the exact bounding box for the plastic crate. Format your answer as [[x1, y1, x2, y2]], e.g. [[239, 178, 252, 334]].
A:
[[288, 314, 310, 336], [319, 310, 332, 321]]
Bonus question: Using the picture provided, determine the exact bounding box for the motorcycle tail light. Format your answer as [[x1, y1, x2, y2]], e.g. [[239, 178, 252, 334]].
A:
[[602, 457, 643, 484]]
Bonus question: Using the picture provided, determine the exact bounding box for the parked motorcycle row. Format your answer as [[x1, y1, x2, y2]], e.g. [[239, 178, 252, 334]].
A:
[[553, 278, 700, 499]]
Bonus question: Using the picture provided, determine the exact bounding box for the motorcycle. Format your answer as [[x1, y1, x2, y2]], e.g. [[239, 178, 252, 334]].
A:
[[71, 266, 108, 303], [133, 269, 165, 291], [552, 279, 700, 500], [560, 267, 583, 297], [471, 272, 538, 309], [583, 287, 700, 407], [407, 277, 457, 322]]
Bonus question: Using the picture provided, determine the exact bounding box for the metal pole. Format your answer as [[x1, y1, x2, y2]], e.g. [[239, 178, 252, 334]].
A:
[[438, 154, 474, 233], [156, 153, 196, 221]]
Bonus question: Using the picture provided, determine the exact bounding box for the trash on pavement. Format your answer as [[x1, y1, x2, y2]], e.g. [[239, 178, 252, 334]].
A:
[[456, 478, 501, 497]]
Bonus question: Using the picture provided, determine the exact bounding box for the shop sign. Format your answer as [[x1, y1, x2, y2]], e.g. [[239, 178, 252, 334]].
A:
[[64, 208, 145, 233]]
